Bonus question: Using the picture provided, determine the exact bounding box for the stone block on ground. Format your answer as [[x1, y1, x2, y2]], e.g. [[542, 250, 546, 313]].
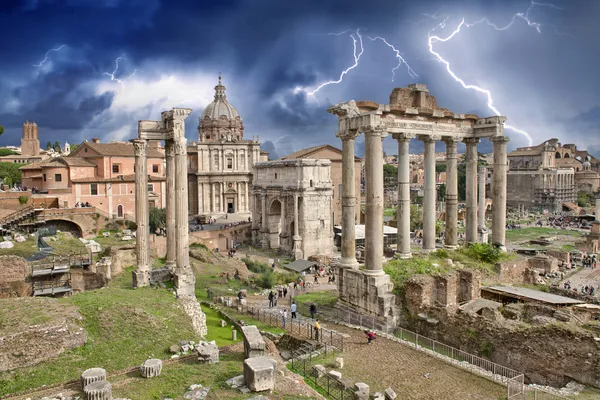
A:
[[220, 319, 227, 327], [0, 241, 14, 249], [384, 387, 397, 399], [85, 240, 102, 253], [311, 364, 326, 378], [334, 357, 344, 369], [102, 232, 110, 237], [247, 396, 269, 400], [83, 380, 112, 400], [372, 392, 385, 400], [183, 383, 210, 400], [243, 356, 277, 392], [80, 368, 106, 389], [354, 382, 370, 400], [196, 341, 219, 364], [241, 325, 266, 358], [169, 344, 180, 354], [140, 358, 162, 378], [328, 370, 342, 381], [14, 235, 26, 243]]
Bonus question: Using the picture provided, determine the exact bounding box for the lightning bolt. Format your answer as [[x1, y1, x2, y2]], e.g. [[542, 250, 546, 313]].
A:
[[307, 30, 365, 96], [367, 36, 418, 81], [427, 0, 563, 146], [33, 45, 66, 67], [104, 56, 142, 84]]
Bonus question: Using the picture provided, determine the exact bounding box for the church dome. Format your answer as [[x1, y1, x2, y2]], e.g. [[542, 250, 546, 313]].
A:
[[199, 76, 244, 142]]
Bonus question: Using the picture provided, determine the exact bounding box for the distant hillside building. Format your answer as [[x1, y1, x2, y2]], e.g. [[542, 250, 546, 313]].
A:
[[280, 144, 362, 226], [507, 139, 582, 211], [21, 138, 166, 219]]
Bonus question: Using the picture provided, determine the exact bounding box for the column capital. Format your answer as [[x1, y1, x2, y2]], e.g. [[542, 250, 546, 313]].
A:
[[463, 137, 480, 145], [490, 135, 510, 144], [362, 126, 388, 138], [391, 132, 416, 141], [417, 134, 441, 142], [442, 136, 461, 145], [336, 128, 361, 141], [132, 139, 148, 157]]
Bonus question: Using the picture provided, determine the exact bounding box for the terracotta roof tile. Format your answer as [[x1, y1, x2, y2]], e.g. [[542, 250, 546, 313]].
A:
[[79, 142, 164, 158], [20, 156, 95, 170], [280, 144, 362, 162]]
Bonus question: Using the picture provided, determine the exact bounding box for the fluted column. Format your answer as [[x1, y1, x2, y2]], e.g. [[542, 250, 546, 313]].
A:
[[260, 193, 268, 248], [293, 194, 302, 259], [419, 135, 440, 252], [478, 166, 488, 243], [443, 137, 459, 249], [464, 138, 479, 243], [174, 135, 195, 297], [245, 182, 249, 212], [133, 140, 150, 287], [393, 132, 414, 258], [364, 127, 387, 275], [491, 136, 509, 250], [337, 129, 360, 269], [165, 140, 176, 271]]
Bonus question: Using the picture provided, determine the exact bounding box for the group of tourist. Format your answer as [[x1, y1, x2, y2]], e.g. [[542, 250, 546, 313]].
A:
[[582, 254, 598, 269], [74, 201, 92, 208]]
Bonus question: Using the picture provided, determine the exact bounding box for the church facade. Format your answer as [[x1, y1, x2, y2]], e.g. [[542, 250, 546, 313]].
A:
[[187, 77, 265, 216]]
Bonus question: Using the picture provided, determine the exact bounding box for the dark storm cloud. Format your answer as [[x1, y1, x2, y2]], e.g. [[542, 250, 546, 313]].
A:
[[0, 0, 598, 157]]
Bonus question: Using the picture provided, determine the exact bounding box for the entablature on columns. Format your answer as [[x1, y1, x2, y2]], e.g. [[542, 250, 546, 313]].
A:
[[138, 107, 192, 141]]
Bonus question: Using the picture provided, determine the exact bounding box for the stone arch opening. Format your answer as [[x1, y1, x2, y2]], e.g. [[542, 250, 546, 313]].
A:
[[44, 219, 83, 238], [555, 151, 561, 159], [268, 199, 282, 249], [564, 153, 570, 158]]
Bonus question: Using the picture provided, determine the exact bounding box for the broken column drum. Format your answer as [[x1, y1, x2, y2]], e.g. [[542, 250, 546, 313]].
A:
[[81, 367, 107, 389], [243, 356, 277, 392], [83, 380, 112, 400], [140, 358, 163, 378]]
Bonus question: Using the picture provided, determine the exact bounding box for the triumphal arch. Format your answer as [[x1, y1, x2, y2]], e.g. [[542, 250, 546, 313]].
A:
[[132, 108, 195, 298], [328, 84, 509, 327]]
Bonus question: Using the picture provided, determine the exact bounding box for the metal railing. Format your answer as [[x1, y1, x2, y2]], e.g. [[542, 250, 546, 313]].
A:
[[290, 347, 355, 400], [209, 294, 344, 351]]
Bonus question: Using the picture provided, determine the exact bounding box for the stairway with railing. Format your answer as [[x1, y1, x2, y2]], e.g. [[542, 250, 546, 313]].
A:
[[0, 206, 38, 234]]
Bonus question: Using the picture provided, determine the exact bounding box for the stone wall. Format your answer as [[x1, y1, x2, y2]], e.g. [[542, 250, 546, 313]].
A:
[[109, 245, 136, 277], [71, 269, 106, 293], [495, 257, 530, 284], [507, 173, 537, 209], [547, 250, 570, 267], [0, 256, 32, 298]]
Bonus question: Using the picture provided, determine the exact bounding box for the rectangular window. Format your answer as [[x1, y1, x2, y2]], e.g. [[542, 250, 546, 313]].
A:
[[55, 174, 62, 182], [147, 184, 154, 192], [112, 164, 120, 173], [43, 174, 47, 182], [227, 158, 233, 169], [90, 183, 98, 195], [152, 164, 159, 173]]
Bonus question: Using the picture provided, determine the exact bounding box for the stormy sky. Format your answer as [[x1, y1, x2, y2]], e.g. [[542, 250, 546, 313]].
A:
[[0, 0, 598, 158]]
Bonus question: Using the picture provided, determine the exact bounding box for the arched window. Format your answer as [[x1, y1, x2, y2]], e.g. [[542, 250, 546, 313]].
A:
[[564, 153, 570, 158], [555, 152, 561, 159], [117, 204, 124, 218]]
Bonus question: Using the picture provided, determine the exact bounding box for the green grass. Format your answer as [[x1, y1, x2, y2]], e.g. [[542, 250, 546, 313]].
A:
[[294, 291, 338, 308], [0, 268, 199, 396], [220, 308, 285, 335], [384, 208, 396, 217], [94, 234, 135, 248], [505, 227, 583, 242], [0, 236, 38, 259], [202, 305, 241, 347], [46, 233, 87, 255], [560, 244, 576, 252]]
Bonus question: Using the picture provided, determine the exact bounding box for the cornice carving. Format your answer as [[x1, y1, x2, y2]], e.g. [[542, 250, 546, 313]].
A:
[[133, 140, 148, 157], [336, 128, 361, 141]]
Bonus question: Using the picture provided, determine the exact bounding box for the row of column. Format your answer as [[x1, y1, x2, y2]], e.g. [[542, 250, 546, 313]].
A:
[[198, 181, 250, 214], [133, 137, 191, 293], [338, 130, 509, 276]]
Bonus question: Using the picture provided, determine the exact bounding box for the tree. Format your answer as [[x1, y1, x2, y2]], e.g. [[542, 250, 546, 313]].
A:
[[410, 204, 423, 231], [53, 141, 61, 153], [437, 183, 446, 201], [149, 207, 166, 233], [435, 162, 446, 173], [0, 149, 18, 156], [0, 162, 23, 186], [46, 141, 53, 151], [0, 125, 4, 136], [69, 143, 80, 152], [383, 164, 397, 187]]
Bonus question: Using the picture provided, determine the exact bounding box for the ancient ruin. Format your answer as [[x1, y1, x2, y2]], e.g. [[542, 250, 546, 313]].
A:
[[251, 159, 335, 259], [134, 108, 196, 298], [328, 84, 509, 325]]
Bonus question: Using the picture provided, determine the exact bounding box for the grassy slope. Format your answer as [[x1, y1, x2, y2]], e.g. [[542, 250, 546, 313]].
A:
[[0, 268, 198, 396]]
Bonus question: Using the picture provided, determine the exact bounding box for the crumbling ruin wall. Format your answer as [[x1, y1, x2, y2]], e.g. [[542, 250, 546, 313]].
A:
[[71, 269, 107, 293], [406, 310, 600, 388], [547, 250, 570, 267], [528, 256, 559, 274], [109, 245, 136, 277], [0, 255, 32, 298], [495, 257, 530, 284], [457, 270, 480, 304]]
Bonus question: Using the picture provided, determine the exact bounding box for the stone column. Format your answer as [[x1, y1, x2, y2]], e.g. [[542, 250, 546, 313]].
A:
[[491, 136, 510, 250], [293, 194, 302, 259], [337, 129, 360, 269], [245, 182, 249, 212], [595, 196, 600, 222], [165, 140, 176, 271], [364, 127, 387, 274], [444, 137, 459, 249], [419, 135, 440, 252], [133, 140, 150, 288], [464, 138, 479, 243], [260, 193, 268, 248], [478, 166, 488, 243], [174, 135, 195, 297], [393, 132, 414, 258]]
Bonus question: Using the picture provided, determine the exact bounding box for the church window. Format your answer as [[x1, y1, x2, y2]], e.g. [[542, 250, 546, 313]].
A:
[[55, 174, 62, 182], [152, 164, 159, 173], [214, 154, 219, 169], [227, 158, 233, 169], [90, 183, 98, 195]]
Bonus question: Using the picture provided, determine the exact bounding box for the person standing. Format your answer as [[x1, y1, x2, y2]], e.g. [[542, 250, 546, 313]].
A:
[[314, 319, 321, 341], [268, 291, 275, 308], [283, 286, 288, 298], [281, 309, 287, 328], [291, 301, 297, 319], [309, 303, 317, 319]]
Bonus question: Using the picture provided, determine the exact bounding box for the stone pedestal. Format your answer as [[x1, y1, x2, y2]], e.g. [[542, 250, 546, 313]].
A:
[[81, 368, 107, 389], [241, 325, 266, 358], [354, 382, 370, 400], [336, 268, 399, 329], [140, 358, 163, 378], [243, 356, 277, 392], [83, 380, 112, 400]]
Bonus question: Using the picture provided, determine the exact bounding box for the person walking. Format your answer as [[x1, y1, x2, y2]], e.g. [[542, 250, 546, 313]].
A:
[[309, 303, 317, 319], [291, 301, 297, 319], [314, 319, 321, 341], [364, 329, 376, 345], [281, 309, 287, 329], [283, 286, 288, 298], [268, 291, 275, 308]]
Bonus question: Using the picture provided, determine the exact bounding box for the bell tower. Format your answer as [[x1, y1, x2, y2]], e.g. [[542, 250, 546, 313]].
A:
[[21, 121, 40, 157]]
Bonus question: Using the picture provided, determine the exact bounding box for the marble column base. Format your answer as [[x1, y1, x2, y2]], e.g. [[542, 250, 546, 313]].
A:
[[444, 245, 458, 250], [394, 251, 412, 259], [132, 269, 150, 288]]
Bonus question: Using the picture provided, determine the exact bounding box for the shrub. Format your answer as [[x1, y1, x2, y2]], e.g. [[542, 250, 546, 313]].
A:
[[242, 257, 270, 274], [479, 340, 493, 358], [253, 271, 276, 289], [190, 242, 207, 250], [463, 243, 502, 264], [18, 195, 28, 205]]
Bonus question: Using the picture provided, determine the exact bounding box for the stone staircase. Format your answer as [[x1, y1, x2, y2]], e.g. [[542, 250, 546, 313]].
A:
[[0, 206, 38, 234]]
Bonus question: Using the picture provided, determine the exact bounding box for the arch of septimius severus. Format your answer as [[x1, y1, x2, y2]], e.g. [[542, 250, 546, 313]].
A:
[[132, 108, 196, 298], [328, 84, 509, 327]]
